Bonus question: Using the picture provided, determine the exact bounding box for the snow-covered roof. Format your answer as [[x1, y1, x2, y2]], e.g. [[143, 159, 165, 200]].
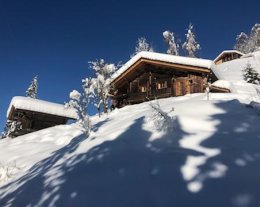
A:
[[211, 80, 232, 90], [214, 50, 244, 62], [111, 51, 213, 81], [7, 96, 77, 119]]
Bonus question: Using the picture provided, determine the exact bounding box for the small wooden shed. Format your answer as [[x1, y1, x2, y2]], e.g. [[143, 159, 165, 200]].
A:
[[214, 50, 244, 65], [6, 97, 77, 137], [110, 51, 214, 108]]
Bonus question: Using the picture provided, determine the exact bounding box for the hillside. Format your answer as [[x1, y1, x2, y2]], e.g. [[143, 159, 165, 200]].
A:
[[0, 93, 260, 207]]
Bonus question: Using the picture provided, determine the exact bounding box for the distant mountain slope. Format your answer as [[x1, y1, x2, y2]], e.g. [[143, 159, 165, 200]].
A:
[[1, 93, 260, 207]]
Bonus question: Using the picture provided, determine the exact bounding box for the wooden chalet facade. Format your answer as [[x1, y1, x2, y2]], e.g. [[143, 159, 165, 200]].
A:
[[110, 52, 213, 107], [7, 97, 77, 137]]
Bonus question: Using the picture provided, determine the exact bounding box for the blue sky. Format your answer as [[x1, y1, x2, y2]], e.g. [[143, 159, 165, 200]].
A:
[[0, 0, 259, 130]]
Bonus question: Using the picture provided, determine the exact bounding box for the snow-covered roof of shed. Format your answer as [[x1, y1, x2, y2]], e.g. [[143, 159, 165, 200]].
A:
[[214, 50, 244, 62], [211, 80, 233, 90], [7, 96, 77, 119], [111, 51, 213, 81]]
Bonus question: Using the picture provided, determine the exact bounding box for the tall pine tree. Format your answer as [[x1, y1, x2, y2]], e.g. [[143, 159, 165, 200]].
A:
[[249, 23, 260, 52], [131, 37, 154, 57], [234, 23, 260, 53], [26, 76, 38, 98], [182, 23, 201, 58], [234, 32, 249, 53]]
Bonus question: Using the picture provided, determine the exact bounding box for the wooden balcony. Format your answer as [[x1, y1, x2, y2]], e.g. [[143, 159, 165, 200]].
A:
[[127, 88, 173, 104]]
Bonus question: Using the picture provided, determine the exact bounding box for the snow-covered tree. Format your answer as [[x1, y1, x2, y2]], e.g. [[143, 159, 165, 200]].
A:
[[149, 100, 175, 132], [248, 23, 260, 52], [89, 59, 117, 114], [26, 76, 38, 99], [2, 120, 22, 138], [243, 62, 260, 84], [66, 80, 91, 135], [234, 32, 249, 53], [131, 37, 154, 57], [234, 23, 260, 53], [163, 30, 180, 55], [182, 23, 201, 58]]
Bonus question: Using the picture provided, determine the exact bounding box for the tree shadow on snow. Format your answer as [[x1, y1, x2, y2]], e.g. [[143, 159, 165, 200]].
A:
[[190, 100, 260, 207], [0, 116, 202, 207], [2, 100, 259, 207], [92, 117, 110, 132]]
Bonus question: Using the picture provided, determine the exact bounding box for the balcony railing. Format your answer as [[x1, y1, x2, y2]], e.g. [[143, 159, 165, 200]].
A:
[[128, 88, 173, 104]]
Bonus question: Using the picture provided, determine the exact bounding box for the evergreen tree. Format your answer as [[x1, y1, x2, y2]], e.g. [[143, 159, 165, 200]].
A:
[[243, 62, 260, 84], [234, 32, 249, 53], [26, 76, 38, 98], [182, 23, 201, 57], [131, 37, 154, 57], [163, 30, 180, 55]]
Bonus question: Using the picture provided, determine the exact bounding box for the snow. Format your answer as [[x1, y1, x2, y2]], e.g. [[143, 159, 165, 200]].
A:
[[7, 96, 77, 119], [212, 51, 260, 81], [212, 80, 233, 90], [111, 51, 213, 81], [212, 51, 260, 94], [0, 124, 83, 184], [69, 90, 81, 101], [1, 93, 260, 206]]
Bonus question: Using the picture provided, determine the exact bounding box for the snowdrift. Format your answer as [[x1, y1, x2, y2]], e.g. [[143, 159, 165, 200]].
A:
[[1, 93, 260, 207]]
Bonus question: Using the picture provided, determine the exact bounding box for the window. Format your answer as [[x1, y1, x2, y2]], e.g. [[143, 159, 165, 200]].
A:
[[140, 86, 147, 92], [157, 81, 167, 89]]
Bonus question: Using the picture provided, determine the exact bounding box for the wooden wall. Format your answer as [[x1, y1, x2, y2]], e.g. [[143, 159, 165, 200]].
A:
[[112, 67, 207, 107], [9, 109, 68, 137]]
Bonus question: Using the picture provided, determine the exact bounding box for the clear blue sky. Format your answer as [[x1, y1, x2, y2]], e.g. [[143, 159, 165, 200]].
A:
[[0, 0, 259, 130]]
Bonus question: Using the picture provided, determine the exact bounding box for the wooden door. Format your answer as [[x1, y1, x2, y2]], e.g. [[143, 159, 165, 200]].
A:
[[174, 79, 190, 96]]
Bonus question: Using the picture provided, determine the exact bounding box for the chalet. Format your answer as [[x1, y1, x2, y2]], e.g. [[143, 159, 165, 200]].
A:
[[7, 96, 77, 137], [214, 50, 244, 65], [110, 51, 214, 107]]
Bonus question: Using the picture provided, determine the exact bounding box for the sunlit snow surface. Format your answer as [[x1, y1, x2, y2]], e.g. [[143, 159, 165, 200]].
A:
[[1, 93, 260, 207]]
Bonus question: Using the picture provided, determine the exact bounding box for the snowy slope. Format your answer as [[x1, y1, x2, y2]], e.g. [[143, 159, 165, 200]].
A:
[[1, 93, 260, 207]]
